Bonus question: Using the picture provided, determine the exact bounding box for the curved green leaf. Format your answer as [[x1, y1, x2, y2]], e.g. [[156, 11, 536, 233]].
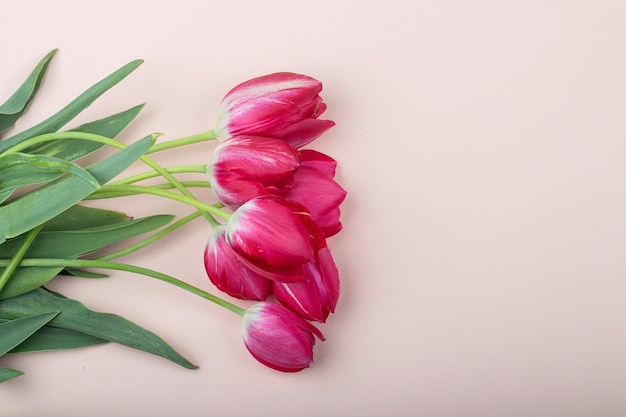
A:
[[24, 103, 146, 161], [0, 50, 57, 134], [0, 152, 99, 192], [0, 288, 197, 369], [0, 58, 143, 154], [0, 311, 59, 355], [0, 321, 107, 353], [0, 188, 13, 204], [41, 204, 130, 232], [0, 367, 23, 382]]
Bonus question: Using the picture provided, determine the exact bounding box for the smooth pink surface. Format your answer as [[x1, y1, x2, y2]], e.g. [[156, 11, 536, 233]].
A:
[[2, 1, 626, 416]]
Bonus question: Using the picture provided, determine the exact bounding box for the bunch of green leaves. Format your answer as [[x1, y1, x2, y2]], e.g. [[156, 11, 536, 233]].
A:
[[0, 50, 198, 382]]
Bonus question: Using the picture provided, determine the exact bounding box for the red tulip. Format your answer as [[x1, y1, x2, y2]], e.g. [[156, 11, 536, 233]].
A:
[[242, 302, 325, 372], [226, 196, 315, 271], [214, 72, 335, 148], [208, 135, 300, 208]]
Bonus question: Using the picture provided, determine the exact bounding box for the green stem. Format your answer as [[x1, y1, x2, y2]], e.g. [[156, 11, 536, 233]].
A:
[[139, 154, 218, 225], [0, 131, 134, 157], [109, 165, 208, 185], [89, 181, 213, 199], [0, 225, 44, 293], [0, 131, 221, 225], [0, 258, 245, 316], [96, 211, 204, 261], [146, 130, 217, 154], [89, 184, 230, 221]]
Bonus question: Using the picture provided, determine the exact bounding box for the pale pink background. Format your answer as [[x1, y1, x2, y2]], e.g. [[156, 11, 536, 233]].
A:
[[1, 1, 626, 416]]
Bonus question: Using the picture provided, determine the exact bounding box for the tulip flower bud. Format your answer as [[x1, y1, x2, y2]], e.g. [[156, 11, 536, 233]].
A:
[[242, 302, 325, 372], [214, 72, 335, 148]]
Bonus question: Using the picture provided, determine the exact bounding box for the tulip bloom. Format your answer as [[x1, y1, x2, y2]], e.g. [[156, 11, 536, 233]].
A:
[[226, 196, 341, 320], [227, 196, 316, 277], [214, 72, 335, 148], [208, 135, 300, 208], [242, 302, 325, 372], [209, 137, 346, 236], [204, 225, 272, 300]]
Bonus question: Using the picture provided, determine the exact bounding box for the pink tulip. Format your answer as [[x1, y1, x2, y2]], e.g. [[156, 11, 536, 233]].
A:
[[208, 135, 300, 208], [242, 302, 325, 372], [209, 137, 346, 237], [226, 196, 315, 271], [204, 225, 272, 300], [214, 72, 335, 148], [273, 247, 340, 323]]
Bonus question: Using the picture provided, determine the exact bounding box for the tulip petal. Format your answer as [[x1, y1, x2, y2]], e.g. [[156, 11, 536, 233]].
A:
[[274, 247, 339, 322], [204, 226, 272, 300], [272, 119, 336, 149], [285, 164, 346, 237]]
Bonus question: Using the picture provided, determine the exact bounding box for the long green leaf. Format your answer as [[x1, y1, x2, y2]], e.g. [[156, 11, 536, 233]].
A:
[[0, 214, 174, 299], [0, 152, 99, 192], [0, 367, 23, 382], [0, 311, 58, 355], [41, 204, 130, 232], [24, 104, 145, 161], [0, 59, 143, 154], [0, 50, 57, 134], [0, 134, 155, 243], [0, 215, 173, 259], [61, 268, 108, 278], [0, 288, 197, 369], [0, 320, 107, 353], [0, 188, 13, 204]]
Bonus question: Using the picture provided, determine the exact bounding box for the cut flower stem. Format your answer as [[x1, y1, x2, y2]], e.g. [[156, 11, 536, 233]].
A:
[[0, 258, 246, 316], [146, 130, 217, 154]]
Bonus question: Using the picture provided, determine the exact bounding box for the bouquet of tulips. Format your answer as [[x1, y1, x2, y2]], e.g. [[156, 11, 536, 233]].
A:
[[0, 50, 346, 381]]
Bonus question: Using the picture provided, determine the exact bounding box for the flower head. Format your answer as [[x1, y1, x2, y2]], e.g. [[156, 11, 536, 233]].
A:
[[227, 196, 315, 270], [242, 302, 325, 372], [214, 72, 335, 148], [209, 137, 346, 236]]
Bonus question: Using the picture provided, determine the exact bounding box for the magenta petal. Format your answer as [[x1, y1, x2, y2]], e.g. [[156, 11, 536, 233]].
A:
[[274, 271, 325, 322], [284, 165, 346, 237], [228, 197, 314, 266], [274, 248, 339, 322], [204, 226, 272, 300], [272, 119, 336, 149], [300, 149, 337, 176]]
